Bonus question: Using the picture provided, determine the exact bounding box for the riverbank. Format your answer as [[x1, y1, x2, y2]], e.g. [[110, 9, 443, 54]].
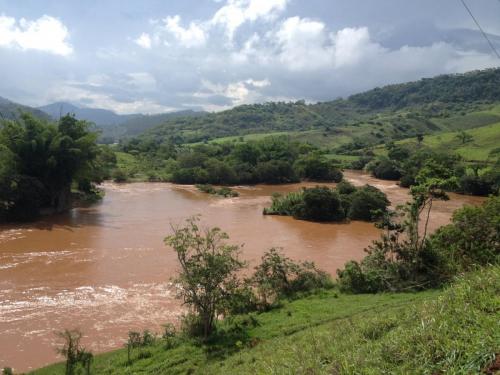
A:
[[29, 266, 499, 374]]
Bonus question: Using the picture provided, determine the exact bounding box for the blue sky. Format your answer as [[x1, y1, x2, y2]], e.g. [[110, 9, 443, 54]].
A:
[[1, 0, 499, 114]]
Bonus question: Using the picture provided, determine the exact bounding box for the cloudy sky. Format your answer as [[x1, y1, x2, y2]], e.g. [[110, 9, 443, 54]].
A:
[[0, 0, 499, 114]]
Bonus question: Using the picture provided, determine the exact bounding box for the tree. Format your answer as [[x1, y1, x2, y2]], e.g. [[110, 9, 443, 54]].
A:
[[0, 113, 103, 221], [164, 217, 246, 338], [56, 329, 93, 375], [455, 130, 473, 144], [294, 186, 344, 222]]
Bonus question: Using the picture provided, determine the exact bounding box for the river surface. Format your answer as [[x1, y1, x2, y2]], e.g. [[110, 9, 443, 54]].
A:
[[0, 171, 484, 372]]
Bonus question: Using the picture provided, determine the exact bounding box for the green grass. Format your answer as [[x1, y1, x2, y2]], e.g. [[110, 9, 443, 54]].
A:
[[377, 122, 500, 161], [31, 266, 499, 374]]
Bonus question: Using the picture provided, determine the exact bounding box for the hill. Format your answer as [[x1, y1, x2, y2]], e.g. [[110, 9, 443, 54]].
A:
[[38, 102, 135, 126], [135, 68, 500, 145], [0, 96, 52, 121], [31, 266, 499, 374], [38, 102, 206, 139]]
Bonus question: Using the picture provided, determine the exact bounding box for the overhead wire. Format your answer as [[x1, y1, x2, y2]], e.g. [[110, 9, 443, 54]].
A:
[[459, 0, 500, 59]]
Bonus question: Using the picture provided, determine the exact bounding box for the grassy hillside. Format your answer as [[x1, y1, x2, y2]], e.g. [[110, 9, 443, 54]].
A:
[[31, 266, 499, 375], [130, 68, 500, 146], [373, 121, 500, 162]]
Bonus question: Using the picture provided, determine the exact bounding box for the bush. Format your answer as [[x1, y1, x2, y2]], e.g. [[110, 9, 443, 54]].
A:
[[336, 180, 356, 195], [263, 191, 304, 216], [431, 195, 500, 274], [366, 157, 402, 180], [347, 185, 389, 221], [293, 186, 344, 222], [252, 248, 332, 306], [294, 153, 343, 182], [458, 174, 493, 196]]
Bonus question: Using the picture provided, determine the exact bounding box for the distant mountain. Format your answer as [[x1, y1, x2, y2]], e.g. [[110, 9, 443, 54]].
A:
[[0, 96, 52, 121], [38, 102, 137, 126]]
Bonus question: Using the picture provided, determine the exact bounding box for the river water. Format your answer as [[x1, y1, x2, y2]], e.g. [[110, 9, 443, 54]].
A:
[[0, 171, 483, 371]]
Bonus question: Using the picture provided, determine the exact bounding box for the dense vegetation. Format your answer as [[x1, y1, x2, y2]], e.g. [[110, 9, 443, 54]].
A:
[[337, 189, 499, 293], [364, 141, 500, 195], [0, 113, 115, 221], [264, 182, 389, 222], [115, 136, 342, 185]]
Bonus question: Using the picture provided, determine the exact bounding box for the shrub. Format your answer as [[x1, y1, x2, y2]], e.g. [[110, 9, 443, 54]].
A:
[[431, 195, 500, 274], [263, 191, 304, 216], [366, 157, 402, 180], [293, 186, 344, 222], [336, 180, 356, 195], [347, 185, 389, 221], [252, 248, 332, 306]]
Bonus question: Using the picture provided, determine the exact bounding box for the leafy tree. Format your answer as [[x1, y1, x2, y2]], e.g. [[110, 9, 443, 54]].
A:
[[431, 196, 499, 274], [294, 186, 344, 222], [56, 329, 93, 375], [455, 130, 473, 144], [294, 153, 343, 182], [347, 185, 389, 221], [165, 217, 246, 338], [0, 113, 103, 221], [251, 248, 331, 307]]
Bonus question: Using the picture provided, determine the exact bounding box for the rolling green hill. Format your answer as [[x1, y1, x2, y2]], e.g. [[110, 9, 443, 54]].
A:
[[133, 68, 500, 146]]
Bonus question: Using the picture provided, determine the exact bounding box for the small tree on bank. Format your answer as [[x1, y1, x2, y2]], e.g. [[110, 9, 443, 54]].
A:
[[55, 329, 93, 375], [165, 217, 246, 339]]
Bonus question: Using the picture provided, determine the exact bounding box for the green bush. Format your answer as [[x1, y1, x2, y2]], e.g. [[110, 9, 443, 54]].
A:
[[347, 185, 389, 221], [251, 248, 332, 307], [293, 187, 344, 222]]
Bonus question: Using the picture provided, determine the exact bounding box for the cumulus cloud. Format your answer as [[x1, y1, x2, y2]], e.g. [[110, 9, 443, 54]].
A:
[[0, 14, 73, 55], [134, 32, 152, 49], [211, 0, 288, 40], [163, 15, 207, 48]]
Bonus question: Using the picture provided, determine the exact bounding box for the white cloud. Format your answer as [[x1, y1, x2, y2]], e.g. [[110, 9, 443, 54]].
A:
[[45, 83, 174, 114], [275, 16, 334, 71], [245, 78, 270, 87], [163, 15, 206, 48], [134, 32, 152, 49], [194, 78, 271, 110], [211, 0, 288, 40], [0, 14, 73, 56]]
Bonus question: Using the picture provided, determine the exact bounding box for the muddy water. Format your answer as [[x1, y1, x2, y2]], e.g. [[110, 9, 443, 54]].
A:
[[0, 171, 484, 371]]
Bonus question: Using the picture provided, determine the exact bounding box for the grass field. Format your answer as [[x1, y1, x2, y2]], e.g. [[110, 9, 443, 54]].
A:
[[375, 122, 500, 161], [31, 266, 499, 375]]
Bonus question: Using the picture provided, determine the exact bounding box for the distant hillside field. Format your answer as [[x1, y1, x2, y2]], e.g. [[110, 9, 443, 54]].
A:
[[134, 68, 500, 146]]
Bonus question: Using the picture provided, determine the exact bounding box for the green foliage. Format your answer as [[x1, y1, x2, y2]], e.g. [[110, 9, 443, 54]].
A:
[[0, 113, 105, 221], [164, 217, 246, 339], [431, 195, 500, 274], [338, 182, 499, 294], [251, 248, 332, 307], [55, 329, 93, 375], [264, 183, 389, 223], [347, 185, 390, 221], [293, 152, 343, 182], [196, 184, 239, 197], [365, 156, 401, 180], [294, 186, 343, 222]]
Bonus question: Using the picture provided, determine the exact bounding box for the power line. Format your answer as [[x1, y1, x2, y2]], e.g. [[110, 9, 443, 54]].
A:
[[459, 0, 500, 59]]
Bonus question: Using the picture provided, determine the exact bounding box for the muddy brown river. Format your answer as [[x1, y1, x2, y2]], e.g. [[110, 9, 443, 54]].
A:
[[0, 171, 484, 372]]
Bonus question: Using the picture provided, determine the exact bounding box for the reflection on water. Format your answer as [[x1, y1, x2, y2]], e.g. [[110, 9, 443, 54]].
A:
[[0, 171, 484, 371]]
